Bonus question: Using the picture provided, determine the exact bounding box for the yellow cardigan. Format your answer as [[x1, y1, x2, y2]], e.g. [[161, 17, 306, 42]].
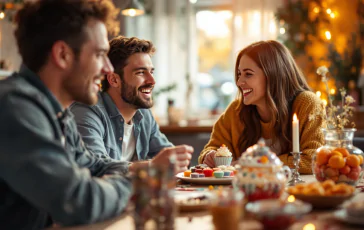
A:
[[198, 91, 326, 174]]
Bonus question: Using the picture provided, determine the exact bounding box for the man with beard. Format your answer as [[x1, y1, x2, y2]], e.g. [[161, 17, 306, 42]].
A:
[[70, 36, 193, 171]]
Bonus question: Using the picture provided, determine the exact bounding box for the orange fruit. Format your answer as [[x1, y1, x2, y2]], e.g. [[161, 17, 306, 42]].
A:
[[333, 148, 350, 158], [358, 155, 363, 165], [316, 149, 330, 166], [339, 165, 351, 175], [328, 155, 345, 169], [330, 150, 343, 158], [346, 155, 360, 167]]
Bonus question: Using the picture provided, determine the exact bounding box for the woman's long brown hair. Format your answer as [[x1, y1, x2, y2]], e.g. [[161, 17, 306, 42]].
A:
[[235, 40, 311, 154]]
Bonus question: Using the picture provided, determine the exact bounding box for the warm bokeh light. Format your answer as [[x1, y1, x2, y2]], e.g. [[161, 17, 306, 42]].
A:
[[221, 82, 235, 95], [330, 13, 335, 18], [121, 8, 145, 17], [303, 223, 316, 230], [126, 9, 136, 17], [196, 11, 232, 37], [0, 12, 5, 19], [325, 31, 331, 40], [313, 7, 320, 13], [326, 8, 332, 14], [279, 27, 286, 34], [287, 195, 295, 202], [189, 0, 197, 3], [330, 88, 336, 95], [322, 99, 328, 106], [316, 91, 322, 98], [269, 20, 277, 34]]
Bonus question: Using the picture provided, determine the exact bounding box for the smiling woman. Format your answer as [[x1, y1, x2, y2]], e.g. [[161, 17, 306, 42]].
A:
[[199, 40, 326, 174]]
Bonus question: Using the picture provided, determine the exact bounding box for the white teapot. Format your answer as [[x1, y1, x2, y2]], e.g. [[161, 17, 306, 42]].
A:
[[233, 139, 291, 202]]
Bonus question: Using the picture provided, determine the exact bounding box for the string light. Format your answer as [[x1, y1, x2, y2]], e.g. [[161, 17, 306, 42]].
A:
[[279, 27, 286, 34], [326, 8, 332, 14], [313, 7, 320, 13], [322, 99, 328, 106], [325, 31, 331, 40], [316, 91, 322, 98]]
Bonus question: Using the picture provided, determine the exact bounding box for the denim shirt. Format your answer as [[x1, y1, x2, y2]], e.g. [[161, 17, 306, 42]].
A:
[[70, 92, 173, 161], [0, 66, 132, 230]]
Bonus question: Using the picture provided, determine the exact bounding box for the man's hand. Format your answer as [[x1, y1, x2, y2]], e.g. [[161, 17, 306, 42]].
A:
[[152, 145, 193, 173], [202, 150, 216, 168]]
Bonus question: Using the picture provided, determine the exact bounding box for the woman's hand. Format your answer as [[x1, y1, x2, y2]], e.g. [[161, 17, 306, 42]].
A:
[[202, 150, 217, 168]]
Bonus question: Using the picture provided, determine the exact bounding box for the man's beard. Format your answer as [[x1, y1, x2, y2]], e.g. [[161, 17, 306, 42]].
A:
[[121, 81, 154, 109]]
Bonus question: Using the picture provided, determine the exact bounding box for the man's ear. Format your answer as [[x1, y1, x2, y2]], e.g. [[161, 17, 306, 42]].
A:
[[107, 73, 121, 88], [50, 41, 74, 69]]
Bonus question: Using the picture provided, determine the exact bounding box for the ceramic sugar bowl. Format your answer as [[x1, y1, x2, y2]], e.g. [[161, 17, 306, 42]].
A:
[[233, 139, 291, 202]]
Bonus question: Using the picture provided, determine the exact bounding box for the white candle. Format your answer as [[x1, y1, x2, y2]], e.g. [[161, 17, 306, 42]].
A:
[[292, 113, 299, 153]]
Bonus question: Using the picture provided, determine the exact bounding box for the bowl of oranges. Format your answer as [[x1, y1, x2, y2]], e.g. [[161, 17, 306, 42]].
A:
[[313, 146, 364, 186], [287, 180, 355, 209]]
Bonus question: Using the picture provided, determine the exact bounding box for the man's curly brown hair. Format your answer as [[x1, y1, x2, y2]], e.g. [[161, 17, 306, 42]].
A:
[[102, 36, 156, 91], [14, 0, 118, 73]]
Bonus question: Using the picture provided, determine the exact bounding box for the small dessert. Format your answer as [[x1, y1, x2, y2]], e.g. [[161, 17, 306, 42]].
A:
[[199, 174, 205, 178], [226, 166, 235, 171], [212, 168, 221, 171], [190, 167, 196, 173], [213, 171, 224, 178], [218, 165, 227, 171], [191, 173, 199, 178], [223, 170, 232, 177], [195, 169, 203, 174], [203, 168, 214, 177], [214, 144, 233, 166], [184, 170, 191, 177]]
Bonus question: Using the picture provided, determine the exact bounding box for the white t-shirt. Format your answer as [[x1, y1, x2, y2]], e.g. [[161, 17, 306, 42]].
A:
[[121, 122, 136, 161]]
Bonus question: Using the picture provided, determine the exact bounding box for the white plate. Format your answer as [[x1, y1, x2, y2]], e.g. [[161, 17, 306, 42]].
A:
[[334, 209, 364, 225], [175, 172, 233, 185]]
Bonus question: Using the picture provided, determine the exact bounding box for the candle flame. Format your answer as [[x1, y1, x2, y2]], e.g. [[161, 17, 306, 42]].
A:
[[287, 195, 295, 202], [293, 113, 298, 121], [303, 223, 316, 230]]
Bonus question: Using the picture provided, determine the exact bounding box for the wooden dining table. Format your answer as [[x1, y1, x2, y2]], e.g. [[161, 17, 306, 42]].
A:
[[51, 175, 364, 230]]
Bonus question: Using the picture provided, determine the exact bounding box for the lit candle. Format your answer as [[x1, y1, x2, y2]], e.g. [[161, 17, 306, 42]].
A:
[[292, 114, 299, 153]]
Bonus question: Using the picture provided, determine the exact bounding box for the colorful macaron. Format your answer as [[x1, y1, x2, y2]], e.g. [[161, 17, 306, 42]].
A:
[[203, 168, 213, 177], [213, 171, 224, 178], [191, 173, 199, 178], [184, 170, 191, 177], [223, 170, 232, 177]]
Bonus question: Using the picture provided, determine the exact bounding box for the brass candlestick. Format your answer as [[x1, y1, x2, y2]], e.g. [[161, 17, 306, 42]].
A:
[[288, 151, 305, 186]]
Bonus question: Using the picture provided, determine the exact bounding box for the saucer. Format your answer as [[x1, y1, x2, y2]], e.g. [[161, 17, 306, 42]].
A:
[[334, 209, 364, 225]]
